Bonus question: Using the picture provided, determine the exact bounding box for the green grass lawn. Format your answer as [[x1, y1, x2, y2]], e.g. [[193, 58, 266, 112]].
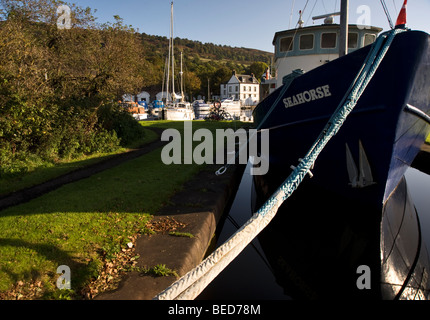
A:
[[0, 120, 246, 299], [0, 128, 159, 197]]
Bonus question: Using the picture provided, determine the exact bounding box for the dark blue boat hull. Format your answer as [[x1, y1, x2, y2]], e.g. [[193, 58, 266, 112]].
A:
[[254, 30, 430, 208], [253, 30, 430, 299]]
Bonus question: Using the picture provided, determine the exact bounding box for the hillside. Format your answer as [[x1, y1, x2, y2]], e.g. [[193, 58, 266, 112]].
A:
[[139, 33, 274, 97], [141, 33, 273, 65]]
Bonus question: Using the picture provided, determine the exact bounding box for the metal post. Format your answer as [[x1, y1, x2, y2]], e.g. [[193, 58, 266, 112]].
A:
[[339, 0, 349, 57]]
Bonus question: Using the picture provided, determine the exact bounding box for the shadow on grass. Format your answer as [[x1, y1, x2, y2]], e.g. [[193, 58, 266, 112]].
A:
[[0, 120, 248, 216], [0, 238, 93, 293], [0, 127, 161, 198], [0, 120, 248, 297]]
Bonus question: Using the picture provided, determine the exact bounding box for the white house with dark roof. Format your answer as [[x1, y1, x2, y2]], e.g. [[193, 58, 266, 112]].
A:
[[220, 71, 260, 106]]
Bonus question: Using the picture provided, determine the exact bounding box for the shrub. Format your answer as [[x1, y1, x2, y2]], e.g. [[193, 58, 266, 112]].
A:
[[97, 103, 146, 148]]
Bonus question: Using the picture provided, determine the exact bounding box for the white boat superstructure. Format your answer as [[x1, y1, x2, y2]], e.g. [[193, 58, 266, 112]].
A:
[[260, 8, 382, 97], [165, 102, 195, 120]]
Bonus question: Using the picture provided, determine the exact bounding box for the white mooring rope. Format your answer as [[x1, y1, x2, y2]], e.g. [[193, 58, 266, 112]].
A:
[[154, 28, 404, 300]]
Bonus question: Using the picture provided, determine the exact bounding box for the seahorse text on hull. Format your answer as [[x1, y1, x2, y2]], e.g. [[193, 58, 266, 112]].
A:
[[283, 85, 332, 109]]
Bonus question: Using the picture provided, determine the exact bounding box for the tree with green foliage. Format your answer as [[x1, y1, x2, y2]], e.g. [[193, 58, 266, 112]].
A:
[[247, 62, 269, 81], [0, 0, 272, 176], [0, 0, 150, 176]]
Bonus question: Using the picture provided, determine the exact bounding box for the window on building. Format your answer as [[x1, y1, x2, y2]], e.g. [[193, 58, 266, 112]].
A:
[[280, 36, 294, 52], [364, 34, 376, 46], [236, 86, 239, 92], [243, 86, 246, 92], [348, 33, 358, 49], [254, 87, 257, 92], [321, 33, 337, 48], [228, 86, 232, 93], [300, 34, 314, 50]]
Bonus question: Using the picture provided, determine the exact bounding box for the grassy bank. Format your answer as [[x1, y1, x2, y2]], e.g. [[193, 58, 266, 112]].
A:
[[0, 120, 245, 299], [0, 128, 159, 197]]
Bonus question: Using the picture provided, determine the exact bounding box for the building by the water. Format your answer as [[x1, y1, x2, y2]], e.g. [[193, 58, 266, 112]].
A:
[[220, 71, 260, 106]]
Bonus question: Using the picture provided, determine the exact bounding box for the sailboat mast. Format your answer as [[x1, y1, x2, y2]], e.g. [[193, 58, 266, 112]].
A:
[[339, 0, 349, 57], [171, 1, 175, 100], [162, 56, 167, 102], [180, 51, 184, 102], [166, 42, 171, 103], [166, 3, 172, 103]]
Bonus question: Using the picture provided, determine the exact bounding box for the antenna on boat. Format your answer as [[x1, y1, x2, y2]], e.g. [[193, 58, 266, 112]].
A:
[[298, 10, 304, 28], [312, 12, 340, 24]]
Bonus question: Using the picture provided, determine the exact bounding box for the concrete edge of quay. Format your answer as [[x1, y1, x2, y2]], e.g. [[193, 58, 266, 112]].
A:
[[95, 163, 246, 300]]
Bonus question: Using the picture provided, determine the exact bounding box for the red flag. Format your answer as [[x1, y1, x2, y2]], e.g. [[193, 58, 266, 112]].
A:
[[396, 0, 407, 27]]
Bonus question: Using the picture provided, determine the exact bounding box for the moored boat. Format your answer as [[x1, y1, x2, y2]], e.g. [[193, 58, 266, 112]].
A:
[[253, 0, 430, 299], [149, 100, 164, 119], [163, 2, 195, 121], [164, 102, 195, 121], [193, 100, 212, 120]]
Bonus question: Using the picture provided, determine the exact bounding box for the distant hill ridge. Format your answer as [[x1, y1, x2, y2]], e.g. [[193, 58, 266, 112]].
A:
[[141, 33, 273, 65], [139, 33, 274, 97]]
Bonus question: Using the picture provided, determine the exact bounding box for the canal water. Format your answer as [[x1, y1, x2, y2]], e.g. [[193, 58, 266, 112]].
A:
[[197, 163, 430, 300]]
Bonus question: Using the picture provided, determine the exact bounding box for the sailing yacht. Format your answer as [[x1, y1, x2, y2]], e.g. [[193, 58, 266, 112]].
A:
[[163, 2, 195, 121], [253, 0, 430, 299]]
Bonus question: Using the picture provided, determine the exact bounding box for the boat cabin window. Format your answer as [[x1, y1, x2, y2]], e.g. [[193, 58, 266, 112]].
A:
[[321, 32, 337, 48], [348, 32, 358, 49], [280, 36, 294, 52], [364, 34, 377, 46], [299, 34, 314, 50]]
